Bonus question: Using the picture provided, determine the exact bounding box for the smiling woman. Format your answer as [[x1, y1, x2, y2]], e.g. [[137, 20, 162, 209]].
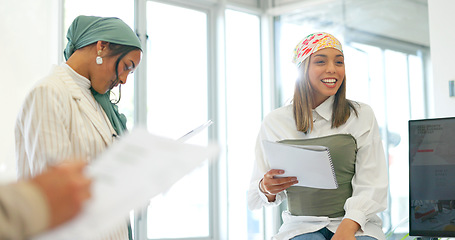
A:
[[248, 32, 388, 240], [15, 15, 142, 240], [306, 48, 345, 108]]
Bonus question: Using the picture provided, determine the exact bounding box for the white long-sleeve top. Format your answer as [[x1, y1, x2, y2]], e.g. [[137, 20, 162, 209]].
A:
[[248, 96, 388, 240], [15, 64, 128, 240]]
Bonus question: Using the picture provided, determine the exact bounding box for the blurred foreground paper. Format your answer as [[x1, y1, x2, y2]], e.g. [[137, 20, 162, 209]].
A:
[[34, 127, 219, 240]]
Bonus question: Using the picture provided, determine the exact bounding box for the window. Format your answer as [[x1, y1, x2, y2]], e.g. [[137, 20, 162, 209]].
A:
[[145, 1, 210, 239], [225, 9, 264, 240]]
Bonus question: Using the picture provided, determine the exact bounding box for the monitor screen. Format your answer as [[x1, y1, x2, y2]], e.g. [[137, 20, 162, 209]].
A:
[[409, 117, 455, 237]]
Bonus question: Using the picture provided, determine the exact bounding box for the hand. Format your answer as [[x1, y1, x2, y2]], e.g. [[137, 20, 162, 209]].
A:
[[331, 218, 360, 240], [260, 169, 298, 201], [30, 161, 92, 229]]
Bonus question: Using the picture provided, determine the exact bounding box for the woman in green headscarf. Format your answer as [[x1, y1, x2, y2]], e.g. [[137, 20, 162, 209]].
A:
[[15, 15, 142, 240]]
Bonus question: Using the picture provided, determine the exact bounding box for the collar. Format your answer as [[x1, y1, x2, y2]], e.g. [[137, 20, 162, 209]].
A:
[[313, 95, 334, 121], [54, 64, 113, 145], [61, 63, 99, 110], [61, 63, 91, 90]]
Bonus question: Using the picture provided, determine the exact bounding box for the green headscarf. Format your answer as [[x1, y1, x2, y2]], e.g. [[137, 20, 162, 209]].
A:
[[90, 89, 127, 135], [64, 15, 142, 60], [64, 15, 142, 135]]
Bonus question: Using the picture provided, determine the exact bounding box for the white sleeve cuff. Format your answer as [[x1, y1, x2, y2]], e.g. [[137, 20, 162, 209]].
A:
[[344, 209, 367, 231], [257, 182, 284, 206]]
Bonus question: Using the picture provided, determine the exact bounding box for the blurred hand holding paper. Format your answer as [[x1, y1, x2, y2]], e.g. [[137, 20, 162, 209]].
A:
[[262, 140, 337, 189], [34, 127, 219, 240]]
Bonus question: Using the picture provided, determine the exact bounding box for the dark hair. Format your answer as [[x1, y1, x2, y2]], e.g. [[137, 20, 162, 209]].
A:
[[106, 43, 141, 81], [105, 43, 141, 103]]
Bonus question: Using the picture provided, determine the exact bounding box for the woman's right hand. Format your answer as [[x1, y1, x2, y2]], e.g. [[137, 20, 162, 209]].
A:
[[259, 169, 298, 202]]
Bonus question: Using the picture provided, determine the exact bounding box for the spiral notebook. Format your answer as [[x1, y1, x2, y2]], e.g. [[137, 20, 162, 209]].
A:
[[262, 140, 338, 189]]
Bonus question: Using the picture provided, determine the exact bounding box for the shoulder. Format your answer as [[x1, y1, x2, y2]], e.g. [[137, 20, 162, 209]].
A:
[[258, 104, 301, 140], [28, 66, 73, 99], [349, 100, 376, 120], [260, 105, 298, 137], [345, 101, 383, 149], [263, 105, 294, 125], [19, 66, 74, 114], [35, 65, 69, 89], [345, 100, 380, 136]]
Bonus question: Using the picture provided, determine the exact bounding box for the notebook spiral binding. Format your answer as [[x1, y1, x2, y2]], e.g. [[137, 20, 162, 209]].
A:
[[325, 149, 338, 188]]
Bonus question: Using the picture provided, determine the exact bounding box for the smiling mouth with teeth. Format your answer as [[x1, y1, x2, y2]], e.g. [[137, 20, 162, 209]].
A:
[[321, 78, 337, 86]]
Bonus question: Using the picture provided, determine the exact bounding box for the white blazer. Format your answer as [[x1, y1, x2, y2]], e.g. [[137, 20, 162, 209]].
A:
[[15, 64, 127, 239], [16, 64, 116, 178]]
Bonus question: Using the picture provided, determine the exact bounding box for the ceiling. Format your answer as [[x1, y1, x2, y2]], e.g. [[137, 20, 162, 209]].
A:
[[277, 0, 429, 47]]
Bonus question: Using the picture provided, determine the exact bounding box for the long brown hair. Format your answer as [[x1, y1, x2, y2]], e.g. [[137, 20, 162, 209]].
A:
[[293, 57, 358, 133]]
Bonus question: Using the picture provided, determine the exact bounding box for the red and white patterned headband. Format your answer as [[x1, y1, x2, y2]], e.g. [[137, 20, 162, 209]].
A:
[[292, 32, 343, 67]]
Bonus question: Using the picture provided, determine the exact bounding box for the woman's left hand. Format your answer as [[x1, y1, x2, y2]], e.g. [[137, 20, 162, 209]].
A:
[[331, 218, 360, 240]]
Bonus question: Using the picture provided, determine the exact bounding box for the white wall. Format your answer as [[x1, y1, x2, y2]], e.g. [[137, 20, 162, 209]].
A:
[[0, 0, 59, 182], [428, 0, 455, 118]]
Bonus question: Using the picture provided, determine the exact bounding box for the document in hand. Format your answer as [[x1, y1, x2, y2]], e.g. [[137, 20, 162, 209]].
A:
[[34, 128, 219, 240], [262, 140, 338, 189], [178, 120, 213, 142]]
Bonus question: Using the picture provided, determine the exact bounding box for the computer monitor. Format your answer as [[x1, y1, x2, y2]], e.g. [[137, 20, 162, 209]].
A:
[[409, 117, 455, 238]]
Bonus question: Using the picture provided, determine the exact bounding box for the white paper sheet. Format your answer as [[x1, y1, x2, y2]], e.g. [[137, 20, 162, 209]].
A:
[[34, 128, 219, 240], [262, 140, 338, 189]]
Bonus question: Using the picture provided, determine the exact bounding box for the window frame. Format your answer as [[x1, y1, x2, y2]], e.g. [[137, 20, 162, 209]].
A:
[[133, 1, 219, 239]]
